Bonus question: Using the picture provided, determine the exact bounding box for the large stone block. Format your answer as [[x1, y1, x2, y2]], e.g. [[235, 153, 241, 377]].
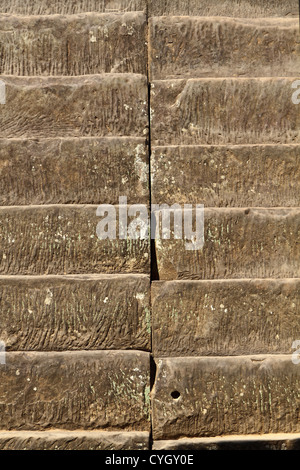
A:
[[0, 13, 147, 76], [150, 79, 300, 146], [151, 145, 300, 207], [153, 435, 300, 450], [152, 356, 300, 439], [154, 208, 300, 280], [0, 0, 146, 14], [149, 17, 299, 80], [148, 0, 299, 17], [0, 351, 150, 431], [0, 138, 149, 205], [152, 279, 300, 356], [0, 274, 150, 351], [0, 75, 148, 139], [0, 206, 150, 275], [0, 431, 150, 450]]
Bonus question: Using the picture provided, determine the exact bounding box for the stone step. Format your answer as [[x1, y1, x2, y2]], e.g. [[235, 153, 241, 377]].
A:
[[154, 208, 300, 280], [0, 138, 148, 206], [0, 13, 147, 76], [150, 78, 299, 146], [149, 17, 299, 80], [152, 355, 300, 439], [0, 350, 150, 431], [0, 205, 150, 275], [0, 75, 148, 139], [153, 434, 300, 450], [0, 274, 150, 351], [152, 279, 300, 356], [151, 145, 300, 208], [0, 0, 146, 14], [0, 430, 150, 450], [149, 0, 299, 17]]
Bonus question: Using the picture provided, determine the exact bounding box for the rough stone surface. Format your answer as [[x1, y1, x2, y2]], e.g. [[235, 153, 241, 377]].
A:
[[0, 75, 148, 139], [155, 208, 300, 280], [152, 279, 300, 356], [0, 274, 150, 351], [0, 0, 146, 14], [0, 206, 150, 275], [0, 13, 147, 76], [153, 435, 300, 451], [150, 78, 300, 146], [148, 0, 299, 17], [149, 17, 299, 80], [0, 138, 149, 205], [152, 356, 300, 439], [0, 431, 149, 450], [151, 145, 300, 207], [0, 351, 150, 431]]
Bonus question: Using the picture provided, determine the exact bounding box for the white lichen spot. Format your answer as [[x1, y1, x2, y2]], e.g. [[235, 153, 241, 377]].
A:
[[103, 297, 109, 304], [44, 289, 53, 306], [202, 409, 208, 415], [16, 369, 20, 376], [89, 31, 97, 42], [136, 293, 145, 301]]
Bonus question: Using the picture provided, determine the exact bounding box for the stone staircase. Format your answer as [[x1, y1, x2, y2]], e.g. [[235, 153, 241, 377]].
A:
[[0, 0, 298, 450]]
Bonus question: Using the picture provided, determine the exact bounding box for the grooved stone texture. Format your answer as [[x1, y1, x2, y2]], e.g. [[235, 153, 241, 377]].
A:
[[152, 356, 300, 439], [152, 279, 300, 356], [0, 206, 150, 275], [155, 208, 300, 280], [0, 13, 147, 76], [0, 351, 150, 431], [0, 431, 150, 450], [0, 275, 150, 351], [0, 138, 149, 206]]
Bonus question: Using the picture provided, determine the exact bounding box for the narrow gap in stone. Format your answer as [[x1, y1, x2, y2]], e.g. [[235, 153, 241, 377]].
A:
[[146, 4, 157, 451], [149, 355, 157, 449]]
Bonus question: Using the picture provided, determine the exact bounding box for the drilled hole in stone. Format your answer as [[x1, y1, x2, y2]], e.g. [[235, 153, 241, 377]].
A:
[[171, 390, 181, 400]]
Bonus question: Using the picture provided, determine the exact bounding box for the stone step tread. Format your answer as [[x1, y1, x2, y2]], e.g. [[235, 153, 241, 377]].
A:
[[152, 278, 300, 356], [0, 13, 147, 76], [0, 0, 146, 15], [0, 274, 150, 351], [0, 75, 148, 139], [149, 17, 299, 80], [0, 430, 150, 450], [152, 355, 300, 439], [153, 434, 300, 450], [151, 145, 300, 208], [0, 205, 150, 275], [154, 208, 300, 280], [150, 78, 300, 146], [148, 0, 299, 18], [0, 350, 150, 431], [0, 138, 149, 206]]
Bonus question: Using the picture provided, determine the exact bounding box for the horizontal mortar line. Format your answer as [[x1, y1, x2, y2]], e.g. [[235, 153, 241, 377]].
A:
[[0, 136, 147, 142], [152, 277, 300, 283], [150, 15, 299, 21], [0, 273, 150, 280], [152, 143, 300, 149], [0, 72, 147, 79], [153, 433, 300, 441], [0, 11, 146, 18], [0, 205, 298, 210], [152, 76, 300, 82], [154, 354, 296, 360], [1, 349, 151, 355]]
